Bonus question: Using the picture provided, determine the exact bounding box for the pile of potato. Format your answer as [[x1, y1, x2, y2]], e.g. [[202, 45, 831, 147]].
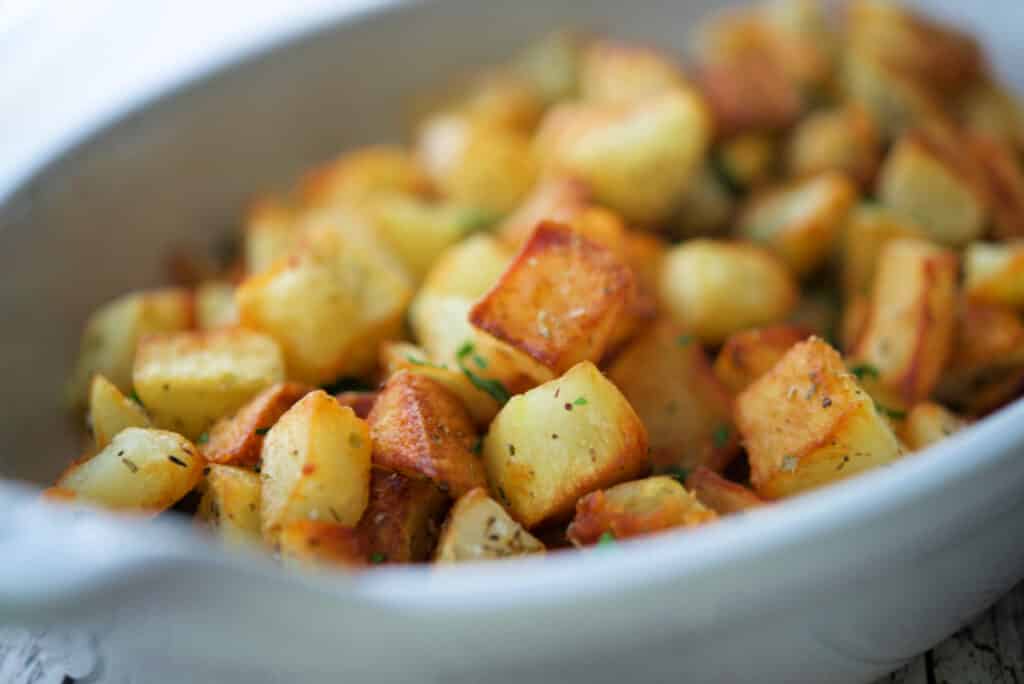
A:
[[50, 0, 1024, 569]]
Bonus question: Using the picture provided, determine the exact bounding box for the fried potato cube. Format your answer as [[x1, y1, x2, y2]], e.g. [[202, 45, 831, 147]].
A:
[[133, 329, 285, 439], [483, 361, 648, 528], [714, 325, 813, 395], [356, 469, 449, 563], [334, 391, 378, 419], [608, 320, 738, 473], [237, 224, 412, 384], [877, 128, 989, 247], [849, 238, 958, 405], [434, 488, 544, 562], [416, 114, 537, 216], [469, 222, 635, 375], [964, 242, 1024, 310], [695, 59, 801, 137], [736, 337, 904, 499], [967, 134, 1024, 240], [536, 89, 711, 225], [89, 374, 151, 449], [243, 197, 298, 276], [195, 281, 239, 330], [579, 39, 689, 103], [57, 427, 204, 513], [900, 402, 967, 452], [195, 465, 262, 547], [201, 382, 310, 466], [738, 172, 858, 276], [495, 175, 591, 249], [839, 204, 925, 299], [567, 476, 717, 546], [412, 68, 545, 133], [513, 30, 586, 105], [368, 371, 484, 497], [786, 105, 881, 186], [279, 520, 366, 571], [259, 390, 371, 543], [659, 240, 798, 345], [297, 145, 431, 210], [66, 288, 193, 408], [685, 466, 765, 515], [673, 163, 735, 238]]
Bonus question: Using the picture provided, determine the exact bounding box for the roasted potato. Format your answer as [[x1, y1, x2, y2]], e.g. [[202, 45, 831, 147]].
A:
[[959, 79, 1024, 151], [579, 39, 689, 103], [483, 361, 648, 528], [279, 520, 366, 570], [673, 163, 735, 238], [713, 133, 779, 191], [201, 382, 311, 466], [736, 337, 904, 499], [195, 281, 239, 330], [243, 197, 298, 276], [334, 391, 378, 419], [513, 30, 586, 105], [714, 325, 813, 395], [88, 374, 151, 449], [964, 242, 1024, 310], [434, 488, 545, 562], [297, 145, 432, 210], [133, 329, 286, 439], [57, 427, 204, 513], [356, 469, 449, 564], [839, 203, 925, 300], [967, 134, 1024, 241], [260, 390, 372, 544], [196, 464, 262, 547], [786, 105, 881, 186], [567, 476, 718, 546], [413, 68, 545, 133], [685, 466, 765, 515], [659, 240, 798, 345], [368, 371, 484, 497], [608, 320, 738, 473], [901, 402, 968, 452]]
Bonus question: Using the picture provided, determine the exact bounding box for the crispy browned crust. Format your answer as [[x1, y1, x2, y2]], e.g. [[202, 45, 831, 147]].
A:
[[202, 382, 311, 466], [714, 325, 814, 394], [356, 469, 450, 563], [685, 466, 765, 515], [695, 58, 801, 137]]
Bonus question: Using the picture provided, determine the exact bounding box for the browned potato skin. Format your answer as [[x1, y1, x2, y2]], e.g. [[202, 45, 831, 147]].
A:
[[496, 176, 591, 249], [279, 520, 367, 570], [608, 320, 739, 473], [849, 238, 958, 405], [900, 402, 968, 452], [296, 145, 432, 209], [368, 371, 484, 498], [685, 466, 765, 515], [567, 476, 718, 546], [335, 392, 378, 420], [968, 134, 1024, 240], [202, 382, 311, 466], [695, 58, 801, 138], [469, 221, 636, 375], [714, 325, 813, 395], [355, 469, 450, 564]]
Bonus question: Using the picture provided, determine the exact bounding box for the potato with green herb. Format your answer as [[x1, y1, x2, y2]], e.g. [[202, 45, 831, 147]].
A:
[[714, 325, 812, 395], [900, 402, 968, 452], [297, 145, 432, 210], [89, 374, 151, 449], [434, 488, 544, 562], [279, 520, 367, 570], [196, 465, 262, 547], [357, 470, 450, 564]]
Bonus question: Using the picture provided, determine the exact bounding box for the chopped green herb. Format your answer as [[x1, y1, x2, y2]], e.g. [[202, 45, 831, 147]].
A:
[[456, 340, 487, 369], [573, 396, 588, 406], [456, 341, 511, 405], [128, 390, 144, 407], [370, 552, 387, 564], [406, 355, 447, 370], [254, 427, 271, 436], [665, 467, 690, 484], [197, 432, 210, 445], [597, 531, 616, 547], [712, 423, 731, 449], [850, 363, 880, 381], [875, 402, 907, 420], [676, 334, 694, 347]]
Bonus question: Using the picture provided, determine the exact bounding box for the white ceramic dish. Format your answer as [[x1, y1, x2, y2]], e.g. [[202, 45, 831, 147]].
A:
[[1, 1, 1023, 682]]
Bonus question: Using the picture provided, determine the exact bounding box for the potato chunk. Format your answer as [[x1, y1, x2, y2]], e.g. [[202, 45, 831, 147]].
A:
[[483, 361, 648, 528], [243, 197, 298, 276], [659, 240, 798, 345], [368, 371, 484, 497], [964, 242, 1024, 310], [607, 320, 738, 473], [738, 172, 858, 276], [685, 467, 765, 515], [279, 520, 366, 571], [567, 476, 717, 546], [57, 427, 204, 513], [536, 89, 710, 224], [356, 470, 449, 564], [714, 325, 812, 395], [196, 465, 262, 547], [297, 145, 431, 210], [849, 238, 958, 405], [735, 337, 904, 499], [839, 204, 925, 299], [237, 224, 412, 384], [133, 329, 285, 439], [201, 382, 311, 466], [968, 133, 1024, 241], [901, 402, 967, 452], [260, 390, 371, 544], [513, 30, 586, 105], [195, 281, 239, 330], [434, 488, 544, 562], [469, 222, 635, 375], [786, 105, 881, 186], [579, 39, 689, 103], [89, 374, 151, 449], [66, 288, 193, 408]]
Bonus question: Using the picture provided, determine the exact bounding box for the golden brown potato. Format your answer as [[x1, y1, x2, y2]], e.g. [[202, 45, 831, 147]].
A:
[[237, 224, 413, 384], [260, 390, 372, 544], [849, 238, 958, 405], [839, 203, 925, 300], [434, 488, 545, 562], [469, 222, 635, 375], [608, 320, 738, 473], [66, 288, 193, 408], [368, 371, 484, 498], [900, 402, 967, 452], [685, 466, 765, 515], [659, 240, 798, 345], [567, 476, 717, 546], [967, 134, 1024, 240], [243, 197, 298, 276], [579, 39, 689, 103], [201, 382, 311, 466], [133, 329, 286, 439], [713, 325, 813, 395], [695, 60, 801, 137], [959, 79, 1024, 152], [738, 171, 858, 276], [536, 89, 711, 225], [297, 145, 432, 210], [964, 242, 1024, 310], [413, 69, 545, 133], [195, 464, 262, 547], [736, 337, 904, 499], [356, 469, 450, 564], [513, 30, 586, 105], [195, 281, 239, 330], [714, 133, 779, 191], [57, 427, 204, 513], [279, 520, 366, 570], [786, 105, 881, 186], [840, 294, 872, 354], [88, 374, 151, 449], [483, 361, 648, 528]]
